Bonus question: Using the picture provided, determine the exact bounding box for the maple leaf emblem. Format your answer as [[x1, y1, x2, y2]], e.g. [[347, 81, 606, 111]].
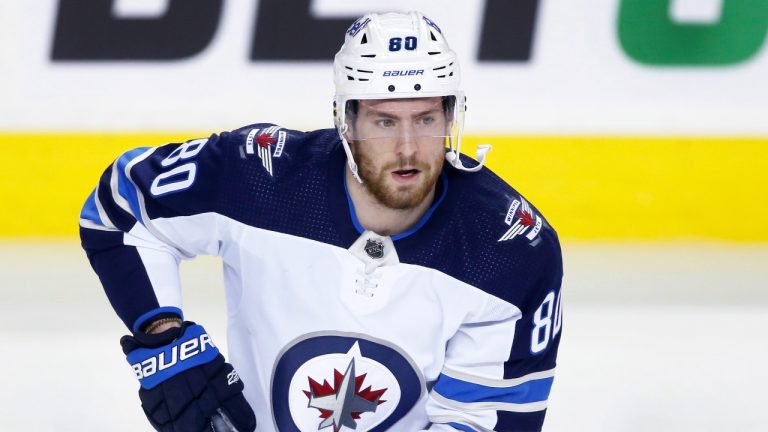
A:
[[256, 133, 276, 148], [518, 209, 535, 227], [303, 358, 387, 431]]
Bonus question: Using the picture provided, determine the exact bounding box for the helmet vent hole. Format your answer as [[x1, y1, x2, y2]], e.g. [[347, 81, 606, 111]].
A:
[[388, 85, 396, 92], [361, 33, 368, 44], [433, 65, 446, 71], [437, 75, 446, 79], [361, 54, 376, 58], [357, 69, 373, 74], [428, 51, 441, 56], [347, 76, 354, 81], [345, 66, 353, 70], [449, 72, 454, 77], [430, 31, 438, 42], [359, 78, 370, 82]]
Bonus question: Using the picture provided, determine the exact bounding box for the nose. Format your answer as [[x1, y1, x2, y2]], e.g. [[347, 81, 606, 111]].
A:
[[394, 124, 417, 158]]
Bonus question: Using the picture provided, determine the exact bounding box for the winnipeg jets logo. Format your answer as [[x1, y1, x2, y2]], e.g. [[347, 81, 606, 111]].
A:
[[498, 197, 543, 242], [245, 126, 287, 176], [364, 239, 384, 259], [347, 17, 371, 37], [272, 333, 424, 432], [422, 16, 442, 34], [305, 357, 387, 431]]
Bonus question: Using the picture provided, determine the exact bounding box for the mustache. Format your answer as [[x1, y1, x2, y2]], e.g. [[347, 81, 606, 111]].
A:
[[383, 156, 429, 171]]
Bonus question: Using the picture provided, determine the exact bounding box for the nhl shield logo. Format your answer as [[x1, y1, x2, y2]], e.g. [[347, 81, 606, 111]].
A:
[[364, 239, 384, 259]]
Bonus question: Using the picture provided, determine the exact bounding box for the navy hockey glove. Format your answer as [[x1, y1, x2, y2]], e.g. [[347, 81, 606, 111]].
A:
[[121, 321, 256, 432]]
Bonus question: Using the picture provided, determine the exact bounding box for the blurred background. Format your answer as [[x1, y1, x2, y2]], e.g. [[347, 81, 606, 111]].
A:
[[1, 1, 766, 430]]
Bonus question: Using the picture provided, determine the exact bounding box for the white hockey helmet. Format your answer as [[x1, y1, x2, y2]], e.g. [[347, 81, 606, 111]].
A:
[[333, 11, 490, 183]]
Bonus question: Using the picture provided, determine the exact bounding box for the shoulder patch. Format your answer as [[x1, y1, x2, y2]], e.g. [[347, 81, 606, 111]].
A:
[[498, 197, 543, 242], [244, 126, 286, 176]]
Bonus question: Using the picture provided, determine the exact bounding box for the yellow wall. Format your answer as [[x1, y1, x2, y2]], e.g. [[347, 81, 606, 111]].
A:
[[469, 136, 767, 242], [1, 133, 766, 241]]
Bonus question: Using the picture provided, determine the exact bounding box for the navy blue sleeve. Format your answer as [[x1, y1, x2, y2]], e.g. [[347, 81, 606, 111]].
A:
[[79, 132, 231, 330], [497, 235, 563, 431], [81, 228, 169, 330], [420, 173, 564, 431]]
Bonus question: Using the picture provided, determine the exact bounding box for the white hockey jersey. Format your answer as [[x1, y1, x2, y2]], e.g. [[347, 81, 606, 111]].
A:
[[80, 124, 563, 432]]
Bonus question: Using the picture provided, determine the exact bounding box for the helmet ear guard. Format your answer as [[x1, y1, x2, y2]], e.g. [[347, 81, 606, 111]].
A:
[[445, 143, 492, 172], [333, 11, 491, 183]]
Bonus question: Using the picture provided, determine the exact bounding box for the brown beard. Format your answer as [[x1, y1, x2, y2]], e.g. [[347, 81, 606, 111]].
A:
[[355, 150, 444, 210]]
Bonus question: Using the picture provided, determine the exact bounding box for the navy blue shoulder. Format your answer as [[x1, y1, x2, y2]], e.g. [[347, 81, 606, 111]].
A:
[[128, 123, 353, 247], [397, 156, 562, 309], [220, 123, 341, 175], [210, 124, 354, 246]]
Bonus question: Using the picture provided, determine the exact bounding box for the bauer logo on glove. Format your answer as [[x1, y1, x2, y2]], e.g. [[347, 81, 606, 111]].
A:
[[126, 324, 220, 389]]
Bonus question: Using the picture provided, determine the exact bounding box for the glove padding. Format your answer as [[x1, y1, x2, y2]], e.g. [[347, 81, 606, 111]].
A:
[[121, 321, 256, 432]]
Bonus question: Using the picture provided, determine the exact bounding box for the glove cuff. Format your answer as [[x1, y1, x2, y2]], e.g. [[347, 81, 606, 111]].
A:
[[120, 320, 193, 354]]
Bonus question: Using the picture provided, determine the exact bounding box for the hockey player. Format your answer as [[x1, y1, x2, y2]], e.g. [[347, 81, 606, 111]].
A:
[[80, 11, 563, 432]]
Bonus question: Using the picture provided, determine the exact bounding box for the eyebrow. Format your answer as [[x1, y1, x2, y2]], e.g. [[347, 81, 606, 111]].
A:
[[364, 107, 442, 119], [365, 109, 398, 119]]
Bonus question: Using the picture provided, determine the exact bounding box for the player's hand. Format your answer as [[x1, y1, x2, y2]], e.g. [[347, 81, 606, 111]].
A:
[[120, 321, 256, 432]]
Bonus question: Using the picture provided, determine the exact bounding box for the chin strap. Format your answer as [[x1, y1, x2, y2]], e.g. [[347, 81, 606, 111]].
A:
[[338, 123, 363, 183], [446, 144, 492, 172]]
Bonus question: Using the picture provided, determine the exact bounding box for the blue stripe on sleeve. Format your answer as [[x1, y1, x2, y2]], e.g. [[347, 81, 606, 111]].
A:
[[448, 422, 478, 432], [96, 175, 138, 232], [80, 189, 103, 225], [116, 147, 150, 224], [434, 374, 553, 405]]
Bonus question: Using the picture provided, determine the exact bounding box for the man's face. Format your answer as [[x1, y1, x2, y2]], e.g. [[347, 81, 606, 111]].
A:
[[348, 97, 450, 210]]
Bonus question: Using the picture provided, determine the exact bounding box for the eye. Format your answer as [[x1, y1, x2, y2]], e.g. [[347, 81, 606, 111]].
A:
[[376, 119, 396, 128], [418, 115, 435, 125]]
